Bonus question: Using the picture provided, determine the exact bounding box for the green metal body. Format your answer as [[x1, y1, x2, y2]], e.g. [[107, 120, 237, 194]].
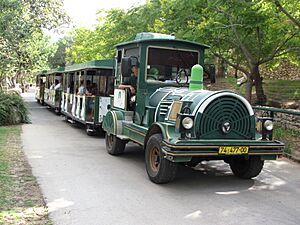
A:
[[103, 34, 284, 163]]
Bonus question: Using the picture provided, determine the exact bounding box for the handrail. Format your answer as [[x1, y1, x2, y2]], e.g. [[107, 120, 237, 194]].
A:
[[252, 106, 300, 116]]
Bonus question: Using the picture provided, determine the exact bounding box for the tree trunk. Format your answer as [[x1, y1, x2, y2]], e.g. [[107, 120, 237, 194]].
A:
[[217, 58, 225, 77], [251, 65, 267, 105], [245, 78, 253, 103], [234, 66, 238, 79]]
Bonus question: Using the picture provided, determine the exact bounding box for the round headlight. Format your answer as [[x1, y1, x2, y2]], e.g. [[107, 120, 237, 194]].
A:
[[264, 120, 273, 131], [182, 117, 193, 129]]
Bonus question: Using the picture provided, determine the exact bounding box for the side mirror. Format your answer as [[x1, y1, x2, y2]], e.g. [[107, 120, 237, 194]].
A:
[[121, 57, 132, 77]]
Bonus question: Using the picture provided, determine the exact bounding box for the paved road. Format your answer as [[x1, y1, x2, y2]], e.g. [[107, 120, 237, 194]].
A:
[[22, 92, 300, 225]]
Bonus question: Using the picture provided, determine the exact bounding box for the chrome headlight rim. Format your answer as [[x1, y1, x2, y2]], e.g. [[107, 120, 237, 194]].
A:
[[182, 117, 194, 130], [264, 120, 273, 131]]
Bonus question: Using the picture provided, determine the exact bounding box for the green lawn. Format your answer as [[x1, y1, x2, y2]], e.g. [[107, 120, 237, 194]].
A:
[[264, 80, 300, 101], [273, 125, 300, 158], [0, 126, 51, 225]]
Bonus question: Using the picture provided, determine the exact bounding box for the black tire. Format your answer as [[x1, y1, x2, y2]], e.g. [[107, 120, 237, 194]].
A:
[[145, 134, 178, 184], [105, 133, 126, 155], [97, 127, 106, 137], [229, 156, 264, 179], [55, 108, 61, 116], [86, 124, 96, 136]]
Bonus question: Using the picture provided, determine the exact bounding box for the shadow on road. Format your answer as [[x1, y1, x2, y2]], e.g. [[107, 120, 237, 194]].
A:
[[120, 144, 254, 192]]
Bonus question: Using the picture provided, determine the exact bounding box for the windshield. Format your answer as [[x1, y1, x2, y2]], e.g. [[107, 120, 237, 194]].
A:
[[146, 47, 199, 85]]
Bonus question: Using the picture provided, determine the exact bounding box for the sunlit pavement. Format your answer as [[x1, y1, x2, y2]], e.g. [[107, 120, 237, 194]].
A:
[[21, 91, 300, 225]]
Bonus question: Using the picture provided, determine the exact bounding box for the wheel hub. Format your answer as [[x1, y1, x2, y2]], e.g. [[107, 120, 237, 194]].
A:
[[150, 147, 160, 172]]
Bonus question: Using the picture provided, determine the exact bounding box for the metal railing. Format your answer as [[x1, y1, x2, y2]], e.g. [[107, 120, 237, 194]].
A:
[[253, 105, 300, 162]]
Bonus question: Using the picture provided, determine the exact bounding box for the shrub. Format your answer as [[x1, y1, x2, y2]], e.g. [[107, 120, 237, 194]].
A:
[[0, 91, 30, 125]]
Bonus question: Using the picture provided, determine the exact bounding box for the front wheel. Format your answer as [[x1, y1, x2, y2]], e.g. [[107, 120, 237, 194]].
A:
[[105, 133, 126, 155], [229, 156, 264, 179], [145, 134, 178, 184]]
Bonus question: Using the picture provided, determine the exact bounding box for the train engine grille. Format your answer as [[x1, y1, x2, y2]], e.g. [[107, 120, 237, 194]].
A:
[[197, 96, 254, 139]]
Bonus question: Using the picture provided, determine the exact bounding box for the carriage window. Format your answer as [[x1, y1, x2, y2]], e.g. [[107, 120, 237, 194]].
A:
[[85, 69, 114, 96], [146, 47, 199, 84]]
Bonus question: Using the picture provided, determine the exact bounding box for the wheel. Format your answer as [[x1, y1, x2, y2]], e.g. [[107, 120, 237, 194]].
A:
[[229, 156, 264, 179], [86, 124, 96, 136], [145, 134, 178, 184], [105, 133, 126, 155], [55, 108, 61, 115], [97, 127, 106, 137]]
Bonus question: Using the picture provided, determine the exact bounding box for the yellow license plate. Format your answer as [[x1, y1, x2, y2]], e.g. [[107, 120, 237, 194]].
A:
[[218, 146, 249, 155]]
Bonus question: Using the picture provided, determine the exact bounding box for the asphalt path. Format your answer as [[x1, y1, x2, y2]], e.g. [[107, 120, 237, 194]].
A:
[[21, 92, 300, 225]]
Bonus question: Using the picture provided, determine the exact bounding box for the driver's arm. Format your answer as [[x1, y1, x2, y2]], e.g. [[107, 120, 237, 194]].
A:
[[119, 84, 135, 94]]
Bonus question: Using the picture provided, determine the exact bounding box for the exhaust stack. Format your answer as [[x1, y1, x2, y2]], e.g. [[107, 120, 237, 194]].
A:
[[189, 64, 203, 91]]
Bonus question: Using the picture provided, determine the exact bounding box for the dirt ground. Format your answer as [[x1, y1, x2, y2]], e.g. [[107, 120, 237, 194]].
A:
[[0, 126, 51, 225]]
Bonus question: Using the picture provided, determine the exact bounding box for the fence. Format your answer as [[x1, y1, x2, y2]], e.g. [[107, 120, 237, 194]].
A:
[[253, 106, 300, 162]]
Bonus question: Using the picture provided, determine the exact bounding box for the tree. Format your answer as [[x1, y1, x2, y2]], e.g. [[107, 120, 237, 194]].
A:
[[0, 0, 69, 88], [68, 1, 164, 63], [48, 36, 73, 68], [272, 0, 300, 29], [160, 0, 299, 104], [66, 0, 299, 105]]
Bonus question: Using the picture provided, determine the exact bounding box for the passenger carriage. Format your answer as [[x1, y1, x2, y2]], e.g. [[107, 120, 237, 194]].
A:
[[35, 70, 47, 105], [43, 67, 64, 113], [61, 59, 114, 135]]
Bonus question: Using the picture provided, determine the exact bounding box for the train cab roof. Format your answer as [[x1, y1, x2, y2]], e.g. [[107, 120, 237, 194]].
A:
[[115, 32, 210, 49]]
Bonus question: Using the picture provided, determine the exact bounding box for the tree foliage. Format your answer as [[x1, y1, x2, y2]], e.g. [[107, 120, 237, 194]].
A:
[[271, 0, 300, 29], [48, 36, 73, 68], [0, 0, 69, 88], [69, 1, 165, 63], [44, 0, 300, 104]]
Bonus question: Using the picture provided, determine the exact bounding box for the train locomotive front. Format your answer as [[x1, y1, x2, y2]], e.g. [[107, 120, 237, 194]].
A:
[[102, 33, 284, 184], [144, 77, 284, 183]]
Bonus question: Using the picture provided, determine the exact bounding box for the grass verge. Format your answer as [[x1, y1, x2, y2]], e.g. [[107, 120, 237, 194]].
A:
[[0, 126, 51, 225], [273, 125, 300, 161]]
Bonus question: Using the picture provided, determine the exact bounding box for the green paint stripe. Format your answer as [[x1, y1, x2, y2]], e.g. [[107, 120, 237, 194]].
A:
[[190, 80, 203, 84]]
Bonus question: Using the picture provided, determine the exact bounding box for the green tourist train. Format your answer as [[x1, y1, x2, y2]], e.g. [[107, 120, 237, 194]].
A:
[[35, 33, 284, 184]]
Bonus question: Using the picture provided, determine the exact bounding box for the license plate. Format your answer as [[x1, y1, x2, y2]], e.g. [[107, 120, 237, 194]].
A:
[[218, 146, 249, 155]]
